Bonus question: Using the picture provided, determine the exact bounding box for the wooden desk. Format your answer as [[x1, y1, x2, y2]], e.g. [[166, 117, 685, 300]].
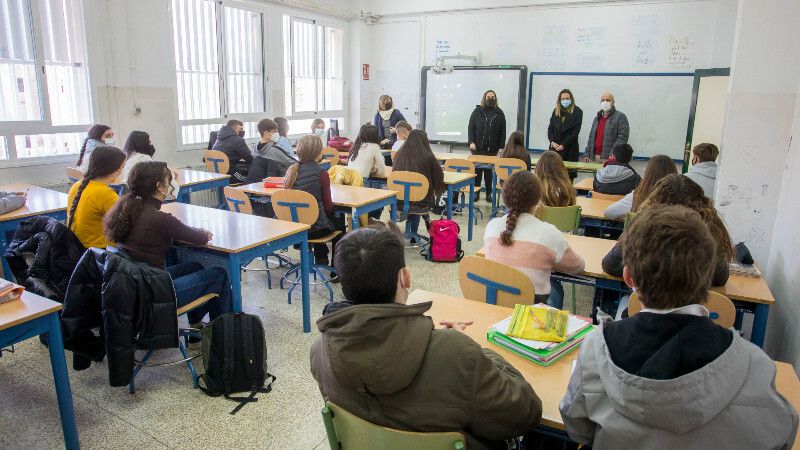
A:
[[776, 362, 800, 449], [575, 196, 624, 236], [0, 184, 69, 279], [468, 155, 500, 166], [407, 289, 574, 431], [573, 178, 593, 193], [174, 168, 229, 204], [233, 182, 397, 233], [161, 202, 315, 332], [0, 286, 79, 449], [530, 158, 603, 174], [388, 150, 465, 163]]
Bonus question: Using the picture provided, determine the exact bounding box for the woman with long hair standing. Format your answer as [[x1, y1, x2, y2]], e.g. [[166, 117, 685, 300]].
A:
[[77, 124, 115, 171], [103, 161, 231, 327], [547, 89, 583, 180], [393, 130, 445, 241], [468, 90, 506, 202]]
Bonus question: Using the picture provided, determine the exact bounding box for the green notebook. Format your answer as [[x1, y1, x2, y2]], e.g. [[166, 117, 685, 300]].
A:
[[487, 325, 595, 367]]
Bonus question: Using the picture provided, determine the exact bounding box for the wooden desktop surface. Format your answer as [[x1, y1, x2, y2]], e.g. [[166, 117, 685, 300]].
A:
[[408, 289, 574, 430], [161, 202, 309, 253], [575, 196, 619, 221], [374, 167, 475, 186], [174, 168, 229, 187], [234, 182, 395, 208], [468, 155, 500, 165], [0, 184, 69, 222], [573, 178, 594, 192], [0, 284, 62, 331]]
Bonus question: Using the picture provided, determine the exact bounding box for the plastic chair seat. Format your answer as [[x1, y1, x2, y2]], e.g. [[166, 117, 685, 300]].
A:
[[176, 293, 218, 316], [308, 231, 342, 244]]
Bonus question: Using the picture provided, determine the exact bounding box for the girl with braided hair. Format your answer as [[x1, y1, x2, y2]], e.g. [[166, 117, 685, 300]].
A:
[[67, 146, 126, 249], [483, 170, 585, 307]]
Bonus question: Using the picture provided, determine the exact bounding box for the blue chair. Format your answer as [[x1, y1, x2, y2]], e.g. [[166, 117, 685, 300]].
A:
[[272, 189, 341, 304], [444, 159, 483, 224], [387, 170, 430, 247], [458, 256, 535, 308], [67, 167, 125, 194]]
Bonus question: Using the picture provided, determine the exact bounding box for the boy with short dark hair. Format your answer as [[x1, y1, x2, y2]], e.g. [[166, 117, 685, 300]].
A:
[[560, 204, 798, 449], [391, 121, 413, 151], [245, 118, 297, 183], [310, 225, 543, 450], [592, 143, 641, 195], [685, 142, 719, 200], [212, 119, 252, 182]]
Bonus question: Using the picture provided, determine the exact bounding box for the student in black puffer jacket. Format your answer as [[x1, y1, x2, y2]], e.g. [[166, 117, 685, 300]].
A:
[[593, 143, 641, 195]]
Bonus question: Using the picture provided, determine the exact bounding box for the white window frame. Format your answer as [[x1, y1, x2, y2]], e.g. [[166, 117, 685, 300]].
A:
[[0, 0, 93, 168], [284, 13, 345, 121], [171, 0, 268, 150]]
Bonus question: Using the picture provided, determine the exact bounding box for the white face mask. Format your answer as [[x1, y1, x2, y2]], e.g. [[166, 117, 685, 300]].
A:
[[104, 137, 116, 145], [600, 101, 612, 113], [314, 128, 325, 137], [270, 133, 280, 143]]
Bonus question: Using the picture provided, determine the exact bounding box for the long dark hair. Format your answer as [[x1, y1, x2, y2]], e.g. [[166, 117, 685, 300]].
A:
[[631, 155, 677, 211], [123, 131, 154, 157], [67, 146, 126, 228], [349, 123, 380, 162], [480, 90, 497, 109], [104, 161, 172, 243], [499, 131, 530, 165], [500, 171, 541, 246], [393, 129, 445, 199], [77, 124, 111, 167]]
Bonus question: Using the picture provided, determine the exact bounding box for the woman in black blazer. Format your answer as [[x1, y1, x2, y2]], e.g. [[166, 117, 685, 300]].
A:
[[547, 89, 583, 180]]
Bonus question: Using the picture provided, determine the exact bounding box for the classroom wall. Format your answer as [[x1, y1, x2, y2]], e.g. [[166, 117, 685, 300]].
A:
[[0, 0, 355, 186]]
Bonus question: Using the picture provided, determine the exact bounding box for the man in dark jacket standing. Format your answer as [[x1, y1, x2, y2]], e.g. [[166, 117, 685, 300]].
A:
[[212, 119, 253, 183], [468, 90, 507, 202], [310, 224, 542, 450], [583, 92, 630, 162]]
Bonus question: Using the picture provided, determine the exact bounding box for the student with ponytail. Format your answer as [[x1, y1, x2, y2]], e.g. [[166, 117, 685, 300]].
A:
[[77, 124, 115, 171], [483, 171, 584, 308], [67, 146, 126, 249], [103, 161, 231, 326]]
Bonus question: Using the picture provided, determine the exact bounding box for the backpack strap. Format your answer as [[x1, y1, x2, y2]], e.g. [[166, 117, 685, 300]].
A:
[[240, 315, 259, 391], [222, 315, 236, 394]]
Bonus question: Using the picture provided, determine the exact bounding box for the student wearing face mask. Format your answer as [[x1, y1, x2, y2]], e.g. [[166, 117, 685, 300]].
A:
[[468, 90, 506, 202], [212, 119, 253, 183], [120, 131, 180, 199], [583, 92, 629, 163], [246, 118, 297, 183], [547, 89, 583, 180], [77, 124, 115, 171], [311, 118, 327, 145], [374, 95, 406, 150]]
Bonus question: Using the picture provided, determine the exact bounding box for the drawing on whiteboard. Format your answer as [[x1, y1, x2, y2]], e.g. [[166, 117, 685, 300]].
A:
[[667, 34, 695, 69], [576, 25, 607, 47], [542, 24, 568, 46], [633, 38, 656, 66]]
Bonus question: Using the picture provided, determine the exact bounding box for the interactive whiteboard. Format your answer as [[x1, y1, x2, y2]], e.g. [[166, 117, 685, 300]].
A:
[[421, 66, 527, 144], [526, 72, 694, 160]]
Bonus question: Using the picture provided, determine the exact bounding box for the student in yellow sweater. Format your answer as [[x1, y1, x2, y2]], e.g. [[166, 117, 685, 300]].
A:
[[67, 146, 127, 249]]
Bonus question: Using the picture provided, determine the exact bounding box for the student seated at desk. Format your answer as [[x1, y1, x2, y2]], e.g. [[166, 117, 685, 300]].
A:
[[347, 124, 386, 219], [560, 205, 798, 449], [604, 154, 676, 220], [274, 117, 294, 157], [246, 118, 297, 184], [685, 142, 719, 201], [484, 171, 585, 308], [391, 120, 412, 151], [67, 146, 126, 249], [120, 131, 180, 197], [311, 118, 327, 145], [103, 161, 231, 328], [77, 124, 114, 172], [284, 136, 345, 267], [593, 143, 640, 195], [0, 191, 26, 215], [534, 150, 575, 207], [499, 131, 532, 171], [392, 129, 445, 242], [212, 119, 253, 183], [311, 223, 542, 450]]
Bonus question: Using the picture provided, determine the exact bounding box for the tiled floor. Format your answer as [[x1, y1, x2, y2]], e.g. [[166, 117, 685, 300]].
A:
[[0, 176, 600, 450]]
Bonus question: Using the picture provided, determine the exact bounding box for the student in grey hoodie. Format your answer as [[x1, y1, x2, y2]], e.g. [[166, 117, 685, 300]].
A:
[[561, 205, 798, 449], [245, 118, 298, 183], [593, 143, 641, 195], [685, 142, 719, 201]]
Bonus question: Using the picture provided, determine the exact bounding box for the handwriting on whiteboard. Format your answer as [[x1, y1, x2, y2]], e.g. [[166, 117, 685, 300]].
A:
[[667, 34, 695, 69], [576, 25, 607, 47]]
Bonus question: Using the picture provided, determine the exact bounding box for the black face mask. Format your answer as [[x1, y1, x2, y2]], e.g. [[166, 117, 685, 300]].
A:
[[238, 130, 245, 137], [486, 98, 497, 107]]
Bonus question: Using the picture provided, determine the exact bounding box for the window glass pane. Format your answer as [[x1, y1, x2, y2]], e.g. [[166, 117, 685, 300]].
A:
[[291, 19, 317, 113], [181, 123, 222, 147], [0, 0, 42, 121], [323, 27, 343, 111], [14, 131, 82, 158], [286, 117, 343, 136], [224, 7, 263, 114], [40, 0, 92, 125], [172, 0, 220, 121]]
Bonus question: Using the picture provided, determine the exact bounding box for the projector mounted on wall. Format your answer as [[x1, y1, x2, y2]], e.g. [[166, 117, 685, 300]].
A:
[[432, 53, 481, 74]]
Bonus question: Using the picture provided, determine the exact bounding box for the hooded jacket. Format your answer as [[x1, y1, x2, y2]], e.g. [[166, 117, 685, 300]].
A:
[[560, 311, 798, 449], [593, 161, 641, 195], [468, 105, 506, 156], [245, 142, 296, 183], [310, 302, 542, 450], [685, 161, 718, 201], [583, 108, 630, 160], [62, 247, 179, 386], [212, 125, 253, 180]]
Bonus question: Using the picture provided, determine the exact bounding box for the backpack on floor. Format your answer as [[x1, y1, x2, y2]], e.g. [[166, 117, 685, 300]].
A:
[[198, 313, 276, 414], [423, 218, 464, 263]]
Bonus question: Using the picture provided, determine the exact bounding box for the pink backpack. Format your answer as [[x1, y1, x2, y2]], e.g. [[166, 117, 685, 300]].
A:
[[424, 218, 464, 262]]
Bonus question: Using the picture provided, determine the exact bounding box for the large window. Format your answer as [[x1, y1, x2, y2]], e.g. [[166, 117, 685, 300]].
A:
[[283, 15, 343, 116], [0, 0, 92, 163], [171, 0, 265, 146]]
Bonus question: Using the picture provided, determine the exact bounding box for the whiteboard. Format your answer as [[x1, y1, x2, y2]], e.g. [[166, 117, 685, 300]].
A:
[[526, 73, 694, 160], [421, 67, 526, 144]]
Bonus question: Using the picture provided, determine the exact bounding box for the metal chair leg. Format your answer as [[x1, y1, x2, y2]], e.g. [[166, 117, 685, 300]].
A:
[[129, 350, 155, 394]]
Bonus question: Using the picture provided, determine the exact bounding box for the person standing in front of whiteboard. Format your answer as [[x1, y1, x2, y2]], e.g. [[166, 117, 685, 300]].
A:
[[468, 90, 506, 202], [548, 89, 583, 180], [582, 92, 629, 163]]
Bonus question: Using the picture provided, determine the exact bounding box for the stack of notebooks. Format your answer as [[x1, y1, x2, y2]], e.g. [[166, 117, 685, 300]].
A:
[[729, 261, 761, 278], [487, 305, 594, 367], [0, 280, 24, 305], [263, 177, 285, 188]]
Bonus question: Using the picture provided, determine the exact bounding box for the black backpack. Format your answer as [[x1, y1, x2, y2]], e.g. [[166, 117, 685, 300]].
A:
[[198, 313, 276, 414]]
